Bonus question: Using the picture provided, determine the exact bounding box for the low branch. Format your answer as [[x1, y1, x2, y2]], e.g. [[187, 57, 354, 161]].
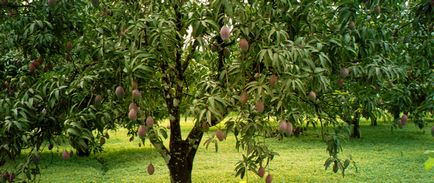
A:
[[2, 4, 30, 9], [185, 113, 226, 157], [185, 124, 203, 159], [148, 129, 170, 164]]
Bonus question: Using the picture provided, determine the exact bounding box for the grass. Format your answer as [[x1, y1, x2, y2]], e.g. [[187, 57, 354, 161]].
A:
[[3, 119, 434, 183]]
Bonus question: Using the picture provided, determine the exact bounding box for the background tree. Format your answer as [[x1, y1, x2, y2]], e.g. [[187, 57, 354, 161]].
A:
[[0, 0, 432, 183]]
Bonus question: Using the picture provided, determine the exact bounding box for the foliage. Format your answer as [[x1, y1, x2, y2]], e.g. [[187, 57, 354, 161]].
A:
[[0, 0, 432, 182]]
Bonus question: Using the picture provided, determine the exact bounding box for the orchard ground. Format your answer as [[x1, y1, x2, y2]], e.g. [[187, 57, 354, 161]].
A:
[[4, 118, 433, 183]]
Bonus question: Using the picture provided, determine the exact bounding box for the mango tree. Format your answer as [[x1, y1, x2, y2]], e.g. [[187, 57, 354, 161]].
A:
[[100, 1, 356, 182], [1, 0, 432, 183], [324, 0, 433, 136], [0, 0, 118, 179]]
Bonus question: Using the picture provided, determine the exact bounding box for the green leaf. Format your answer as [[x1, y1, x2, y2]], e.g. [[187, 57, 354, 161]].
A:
[[159, 128, 168, 139], [324, 157, 333, 170], [333, 161, 338, 173], [67, 128, 80, 136], [344, 159, 350, 169]]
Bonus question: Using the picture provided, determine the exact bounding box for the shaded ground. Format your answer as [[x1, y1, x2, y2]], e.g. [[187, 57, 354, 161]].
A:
[[3, 119, 433, 183]]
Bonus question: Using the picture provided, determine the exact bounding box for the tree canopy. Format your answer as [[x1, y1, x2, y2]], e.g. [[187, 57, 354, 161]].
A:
[[0, 0, 432, 182]]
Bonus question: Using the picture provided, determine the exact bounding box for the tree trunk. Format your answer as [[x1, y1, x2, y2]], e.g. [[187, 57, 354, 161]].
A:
[[391, 105, 400, 125], [168, 144, 194, 183], [76, 139, 90, 157], [166, 124, 204, 183], [370, 114, 377, 126], [77, 148, 90, 156], [351, 112, 361, 138]]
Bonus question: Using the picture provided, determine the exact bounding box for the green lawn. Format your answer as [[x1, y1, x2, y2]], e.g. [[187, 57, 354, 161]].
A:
[[3, 119, 434, 183]]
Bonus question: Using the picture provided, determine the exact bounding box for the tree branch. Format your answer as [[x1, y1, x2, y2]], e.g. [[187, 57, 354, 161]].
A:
[[168, 1, 184, 150], [148, 129, 170, 164], [181, 40, 197, 73], [2, 3, 30, 9], [185, 114, 226, 158], [185, 124, 203, 159]]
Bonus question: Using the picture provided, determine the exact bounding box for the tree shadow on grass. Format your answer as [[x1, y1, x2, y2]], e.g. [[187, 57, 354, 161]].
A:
[[2, 146, 163, 173]]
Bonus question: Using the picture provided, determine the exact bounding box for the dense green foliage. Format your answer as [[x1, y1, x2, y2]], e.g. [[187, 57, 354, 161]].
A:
[[1, 0, 432, 182]]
